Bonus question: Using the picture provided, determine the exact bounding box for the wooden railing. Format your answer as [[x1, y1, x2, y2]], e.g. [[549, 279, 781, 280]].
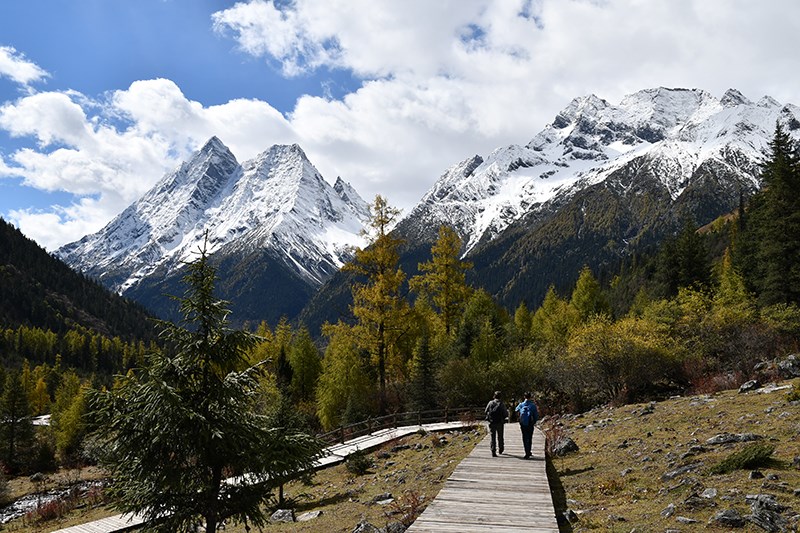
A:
[[317, 406, 484, 445]]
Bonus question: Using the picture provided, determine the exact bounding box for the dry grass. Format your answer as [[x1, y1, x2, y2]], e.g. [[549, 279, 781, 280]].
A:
[[2, 427, 484, 532], [228, 426, 485, 532], [548, 378, 800, 531]]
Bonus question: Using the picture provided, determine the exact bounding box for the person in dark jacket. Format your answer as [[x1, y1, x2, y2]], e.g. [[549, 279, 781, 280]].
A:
[[485, 390, 508, 457], [514, 391, 539, 459]]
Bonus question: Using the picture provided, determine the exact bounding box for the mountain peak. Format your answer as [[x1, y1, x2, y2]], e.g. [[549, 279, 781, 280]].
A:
[[58, 139, 370, 310], [721, 88, 751, 107]]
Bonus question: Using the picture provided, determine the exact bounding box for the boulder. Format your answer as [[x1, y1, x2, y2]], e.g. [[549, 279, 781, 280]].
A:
[[270, 509, 295, 523], [661, 462, 703, 481], [552, 436, 579, 456], [710, 509, 746, 528], [776, 354, 800, 378], [297, 510, 323, 522], [352, 522, 381, 533], [383, 522, 407, 533], [739, 380, 761, 393], [746, 494, 788, 533]]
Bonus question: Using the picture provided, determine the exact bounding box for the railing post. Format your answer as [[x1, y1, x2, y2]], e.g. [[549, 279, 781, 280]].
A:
[[393, 413, 397, 427], [417, 410, 421, 426], [368, 417, 373, 434], [339, 425, 344, 444], [445, 408, 449, 423]]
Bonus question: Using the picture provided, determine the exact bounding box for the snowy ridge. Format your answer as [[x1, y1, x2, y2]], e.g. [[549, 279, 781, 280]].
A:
[[406, 87, 800, 254], [58, 139, 370, 293]]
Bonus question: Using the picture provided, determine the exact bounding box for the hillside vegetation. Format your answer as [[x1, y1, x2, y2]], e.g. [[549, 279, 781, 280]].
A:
[[548, 376, 800, 531]]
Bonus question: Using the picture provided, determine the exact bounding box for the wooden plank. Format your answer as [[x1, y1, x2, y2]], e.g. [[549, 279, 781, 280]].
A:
[[407, 426, 559, 532]]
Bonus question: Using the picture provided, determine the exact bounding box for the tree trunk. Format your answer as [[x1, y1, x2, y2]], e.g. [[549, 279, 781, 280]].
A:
[[378, 321, 386, 414]]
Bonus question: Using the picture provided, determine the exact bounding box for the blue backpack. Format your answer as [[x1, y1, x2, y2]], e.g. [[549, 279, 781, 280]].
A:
[[519, 403, 533, 426]]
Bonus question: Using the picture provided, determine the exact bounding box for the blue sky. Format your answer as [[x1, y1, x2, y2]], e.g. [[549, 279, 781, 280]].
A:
[[2, 0, 800, 250]]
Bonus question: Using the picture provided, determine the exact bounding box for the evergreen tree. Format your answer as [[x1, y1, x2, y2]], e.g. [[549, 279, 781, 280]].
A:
[[275, 344, 293, 393], [407, 334, 438, 412], [344, 195, 409, 413], [654, 218, 710, 297], [713, 248, 756, 324], [454, 289, 507, 359], [0, 372, 34, 473], [89, 240, 323, 532], [509, 302, 533, 347], [410, 226, 473, 336], [749, 123, 800, 305]]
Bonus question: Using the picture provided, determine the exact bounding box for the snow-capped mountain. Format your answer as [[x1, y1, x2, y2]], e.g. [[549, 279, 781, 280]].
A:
[[58, 137, 370, 324], [303, 87, 800, 331], [400, 87, 800, 255]]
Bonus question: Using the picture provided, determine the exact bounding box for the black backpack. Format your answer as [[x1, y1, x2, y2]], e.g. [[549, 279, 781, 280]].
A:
[[486, 400, 504, 424]]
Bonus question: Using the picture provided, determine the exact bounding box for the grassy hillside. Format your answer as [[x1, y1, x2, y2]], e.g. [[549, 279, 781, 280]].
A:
[[547, 377, 800, 531]]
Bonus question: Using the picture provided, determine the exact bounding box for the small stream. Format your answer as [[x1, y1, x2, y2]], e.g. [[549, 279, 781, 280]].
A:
[[0, 480, 104, 524]]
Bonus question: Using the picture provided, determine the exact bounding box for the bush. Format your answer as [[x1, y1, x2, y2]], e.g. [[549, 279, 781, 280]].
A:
[[787, 387, 800, 403], [708, 443, 775, 475], [345, 449, 372, 476]]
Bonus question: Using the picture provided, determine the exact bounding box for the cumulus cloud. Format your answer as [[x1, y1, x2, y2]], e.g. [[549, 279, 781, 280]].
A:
[[0, 79, 294, 249], [212, 0, 800, 208], [0, 45, 49, 87], [4, 0, 800, 249]]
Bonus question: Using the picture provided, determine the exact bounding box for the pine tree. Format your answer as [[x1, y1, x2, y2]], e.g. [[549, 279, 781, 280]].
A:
[[654, 218, 710, 297], [0, 372, 34, 473], [407, 334, 438, 412], [410, 226, 473, 336], [751, 123, 800, 305], [89, 240, 323, 532], [344, 195, 409, 413]]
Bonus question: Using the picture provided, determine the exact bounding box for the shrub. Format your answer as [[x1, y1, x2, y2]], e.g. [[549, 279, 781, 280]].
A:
[[387, 490, 426, 527], [345, 449, 372, 476], [708, 443, 775, 475], [787, 387, 800, 403]]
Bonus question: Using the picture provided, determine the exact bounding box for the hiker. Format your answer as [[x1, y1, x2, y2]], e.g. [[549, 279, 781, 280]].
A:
[[485, 391, 508, 457], [515, 392, 539, 459]]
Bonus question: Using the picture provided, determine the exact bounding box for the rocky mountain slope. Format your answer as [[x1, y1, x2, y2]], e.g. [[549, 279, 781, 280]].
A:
[[57, 138, 370, 325]]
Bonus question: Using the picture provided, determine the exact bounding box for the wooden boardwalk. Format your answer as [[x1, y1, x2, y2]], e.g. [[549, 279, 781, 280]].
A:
[[53, 420, 476, 533], [408, 425, 559, 532]]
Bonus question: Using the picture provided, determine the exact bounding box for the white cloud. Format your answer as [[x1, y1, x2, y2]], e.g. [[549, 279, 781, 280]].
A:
[[4, 0, 800, 249], [213, 0, 800, 207], [0, 45, 49, 87], [0, 79, 294, 250]]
